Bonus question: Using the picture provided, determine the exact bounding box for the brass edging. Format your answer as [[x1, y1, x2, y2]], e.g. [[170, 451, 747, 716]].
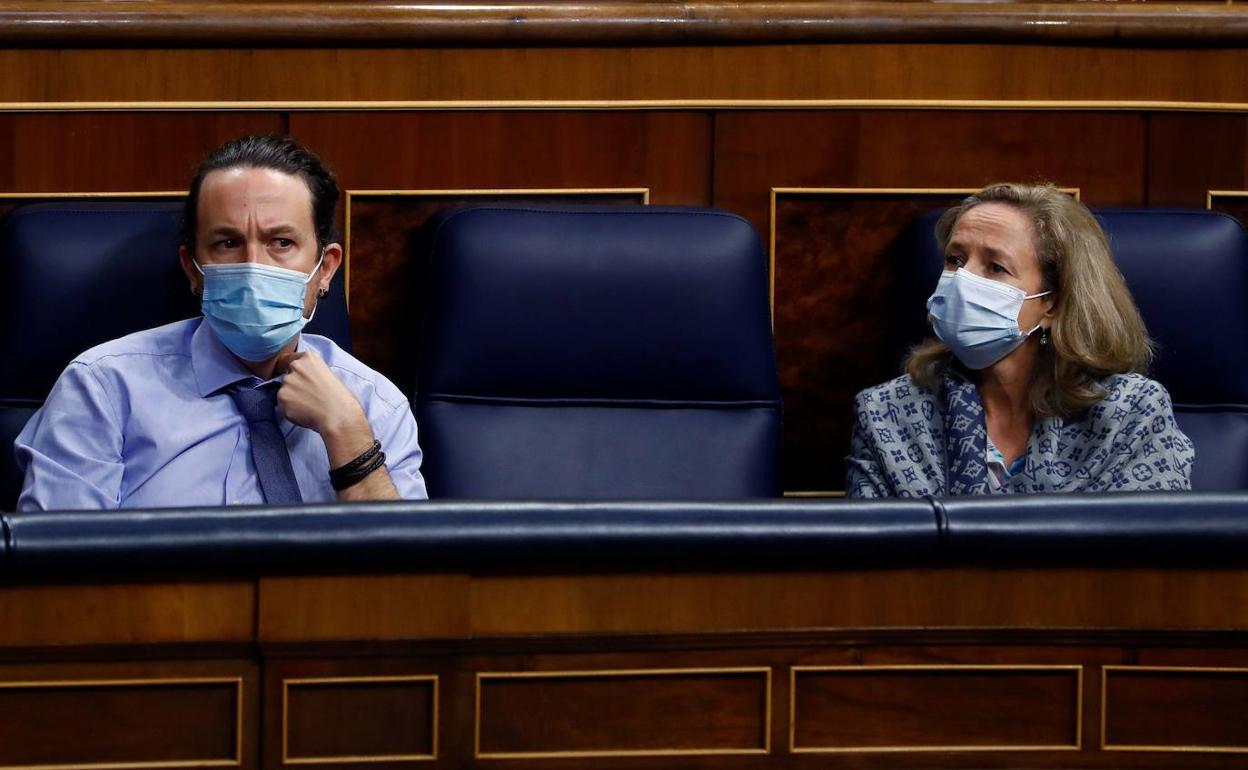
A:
[[789, 664, 1083, 754], [1102, 665, 1248, 754], [280, 675, 439, 765], [474, 666, 771, 760], [0, 677, 244, 770], [6, 99, 1248, 113], [1207, 189, 1248, 209], [343, 187, 649, 309], [0, 191, 183, 200]]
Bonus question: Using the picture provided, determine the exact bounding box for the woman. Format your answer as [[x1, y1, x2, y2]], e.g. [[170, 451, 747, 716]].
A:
[[847, 183, 1194, 497]]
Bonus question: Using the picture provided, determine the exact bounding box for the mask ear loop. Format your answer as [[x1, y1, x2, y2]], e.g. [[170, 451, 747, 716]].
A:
[[303, 248, 327, 323], [1022, 289, 1054, 338]]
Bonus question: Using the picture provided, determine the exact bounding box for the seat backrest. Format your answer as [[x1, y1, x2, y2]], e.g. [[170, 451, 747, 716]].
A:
[[895, 205, 1248, 491], [0, 201, 352, 510], [415, 205, 783, 499]]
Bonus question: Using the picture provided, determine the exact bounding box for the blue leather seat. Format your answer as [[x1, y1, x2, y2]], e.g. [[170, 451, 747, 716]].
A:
[[896, 206, 1248, 491], [0, 201, 352, 511], [415, 206, 783, 499]]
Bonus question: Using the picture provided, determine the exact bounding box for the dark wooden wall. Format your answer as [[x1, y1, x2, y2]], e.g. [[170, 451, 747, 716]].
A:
[[4, 5, 1248, 493]]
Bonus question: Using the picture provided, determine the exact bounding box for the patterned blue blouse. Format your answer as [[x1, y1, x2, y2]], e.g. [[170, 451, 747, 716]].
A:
[[846, 372, 1194, 497]]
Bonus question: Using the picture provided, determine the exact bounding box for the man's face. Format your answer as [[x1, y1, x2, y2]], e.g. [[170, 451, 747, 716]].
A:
[[180, 166, 341, 318]]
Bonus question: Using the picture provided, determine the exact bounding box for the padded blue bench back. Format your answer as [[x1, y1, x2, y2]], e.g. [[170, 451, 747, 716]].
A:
[[895, 206, 1248, 491], [415, 206, 783, 499], [0, 201, 352, 511]]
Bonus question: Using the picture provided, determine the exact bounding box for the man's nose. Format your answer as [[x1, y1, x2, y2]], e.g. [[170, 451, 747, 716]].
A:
[[244, 241, 265, 264]]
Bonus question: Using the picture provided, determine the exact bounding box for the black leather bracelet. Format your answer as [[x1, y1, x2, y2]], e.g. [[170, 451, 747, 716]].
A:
[[329, 441, 386, 491]]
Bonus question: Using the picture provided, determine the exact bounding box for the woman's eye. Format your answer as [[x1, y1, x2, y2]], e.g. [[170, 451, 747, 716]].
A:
[[944, 255, 964, 267], [990, 263, 1010, 275]]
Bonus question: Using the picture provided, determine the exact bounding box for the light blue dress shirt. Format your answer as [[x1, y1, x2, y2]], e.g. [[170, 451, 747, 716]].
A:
[[15, 318, 427, 510]]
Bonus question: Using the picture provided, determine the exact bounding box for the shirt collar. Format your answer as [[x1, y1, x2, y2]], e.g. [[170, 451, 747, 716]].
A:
[[191, 318, 308, 397]]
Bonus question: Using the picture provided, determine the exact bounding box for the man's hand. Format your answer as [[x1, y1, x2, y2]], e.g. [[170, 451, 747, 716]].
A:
[[275, 350, 400, 500]]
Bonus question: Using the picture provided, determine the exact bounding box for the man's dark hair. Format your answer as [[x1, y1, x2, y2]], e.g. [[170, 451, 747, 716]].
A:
[[181, 134, 339, 252]]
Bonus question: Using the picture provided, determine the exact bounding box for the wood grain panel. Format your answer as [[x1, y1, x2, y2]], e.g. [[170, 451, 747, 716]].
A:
[[284, 677, 436, 762], [258, 574, 471, 642], [0, 678, 241, 767], [0, 581, 253, 647], [466, 568, 1248, 636], [344, 189, 646, 393], [1147, 114, 1248, 206], [1104, 667, 1248, 752], [792, 666, 1080, 752], [291, 111, 709, 204], [3, 47, 1248, 105], [0, 113, 282, 193], [475, 668, 769, 758], [0, 2, 1243, 46], [716, 111, 1143, 490]]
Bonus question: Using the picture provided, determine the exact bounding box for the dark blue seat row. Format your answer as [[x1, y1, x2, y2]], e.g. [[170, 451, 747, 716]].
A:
[[3, 494, 1247, 575], [3, 202, 1247, 508]]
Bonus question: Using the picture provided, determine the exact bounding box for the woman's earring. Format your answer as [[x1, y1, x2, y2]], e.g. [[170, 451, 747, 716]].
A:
[[1040, 327, 1050, 346], [317, 287, 328, 299]]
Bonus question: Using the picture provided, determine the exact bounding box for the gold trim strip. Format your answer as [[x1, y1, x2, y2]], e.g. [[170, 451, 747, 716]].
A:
[[789, 664, 1083, 754], [343, 186, 649, 310], [474, 666, 771, 760], [0, 192, 183, 199], [1102, 665, 1248, 754], [4, 99, 1248, 113], [0, 677, 244, 770], [281, 675, 439, 764], [1208, 189, 1248, 209]]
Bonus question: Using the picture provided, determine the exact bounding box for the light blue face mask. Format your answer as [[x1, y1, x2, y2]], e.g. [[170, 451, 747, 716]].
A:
[[926, 268, 1051, 370], [195, 255, 323, 362]]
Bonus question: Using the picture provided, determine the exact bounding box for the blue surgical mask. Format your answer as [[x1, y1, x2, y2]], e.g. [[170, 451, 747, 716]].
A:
[[926, 268, 1051, 370], [195, 255, 323, 362]]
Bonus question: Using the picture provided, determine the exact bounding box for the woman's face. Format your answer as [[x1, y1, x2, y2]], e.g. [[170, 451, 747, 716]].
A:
[[943, 202, 1055, 334]]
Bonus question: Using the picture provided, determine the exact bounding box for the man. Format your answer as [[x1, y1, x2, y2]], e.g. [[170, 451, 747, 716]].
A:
[[14, 134, 426, 509]]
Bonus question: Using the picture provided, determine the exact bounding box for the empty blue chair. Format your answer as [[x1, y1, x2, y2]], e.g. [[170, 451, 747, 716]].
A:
[[415, 206, 783, 499]]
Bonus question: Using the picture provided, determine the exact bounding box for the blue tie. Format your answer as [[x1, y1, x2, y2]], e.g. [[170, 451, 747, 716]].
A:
[[228, 384, 303, 504]]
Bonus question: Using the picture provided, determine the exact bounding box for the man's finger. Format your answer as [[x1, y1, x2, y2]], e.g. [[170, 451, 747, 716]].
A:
[[274, 349, 304, 376]]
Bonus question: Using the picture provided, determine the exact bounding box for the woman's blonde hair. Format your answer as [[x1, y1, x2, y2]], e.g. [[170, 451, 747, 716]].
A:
[[906, 182, 1153, 418]]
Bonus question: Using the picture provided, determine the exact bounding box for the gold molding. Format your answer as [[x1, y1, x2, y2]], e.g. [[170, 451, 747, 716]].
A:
[[343, 187, 649, 308], [0, 677, 244, 770], [0, 192, 183, 200], [5, 99, 1248, 113], [1208, 189, 1248, 209], [474, 666, 772, 760], [789, 664, 1083, 754], [1101, 665, 1248, 754], [280, 675, 439, 765]]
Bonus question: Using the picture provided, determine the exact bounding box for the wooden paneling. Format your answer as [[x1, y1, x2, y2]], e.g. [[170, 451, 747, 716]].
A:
[[716, 111, 1143, 489], [291, 111, 709, 204], [283, 676, 437, 762], [1104, 667, 1248, 752], [475, 668, 769, 758], [344, 189, 646, 392], [0, 113, 282, 193], [0, 581, 254, 647], [0, 2, 1244, 47], [258, 574, 471, 642], [1147, 114, 1248, 206], [0, 660, 255, 770], [3, 47, 1248, 105], [791, 666, 1081, 752]]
